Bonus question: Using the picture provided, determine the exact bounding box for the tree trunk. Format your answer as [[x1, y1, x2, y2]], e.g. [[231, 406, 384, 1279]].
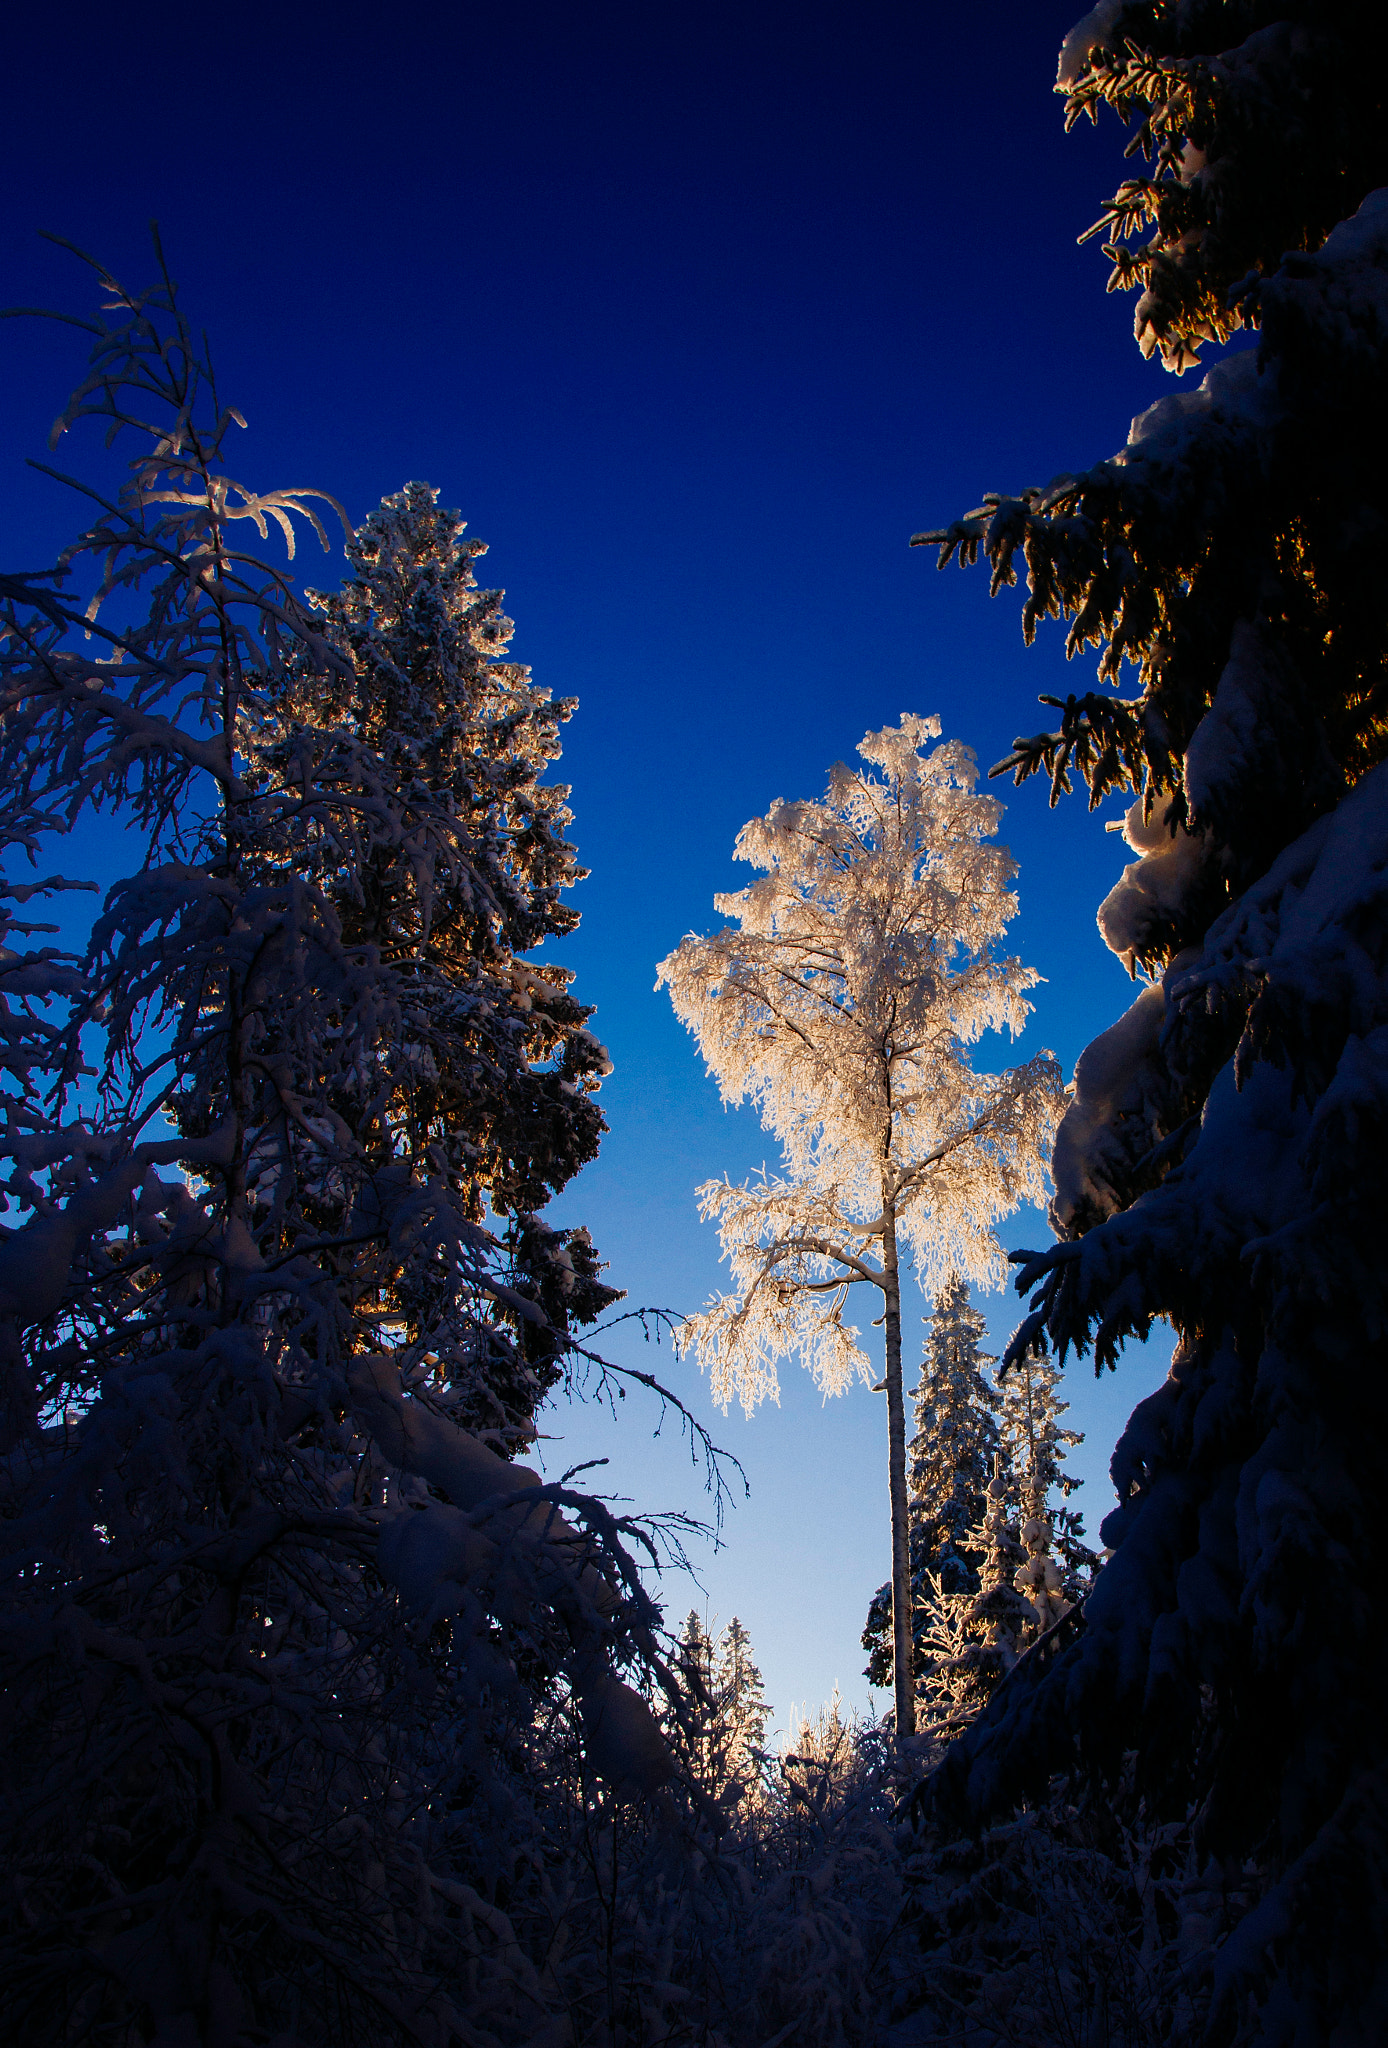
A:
[[882, 1204, 915, 1738]]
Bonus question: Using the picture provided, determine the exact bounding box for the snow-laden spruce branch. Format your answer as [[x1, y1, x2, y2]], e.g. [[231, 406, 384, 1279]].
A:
[[658, 715, 1064, 1737]]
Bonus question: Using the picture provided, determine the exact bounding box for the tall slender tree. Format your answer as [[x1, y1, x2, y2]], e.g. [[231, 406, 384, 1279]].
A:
[[718, 1614, 772, 1809], [916, 4, 1388, 2031], [659, 717, 1062, 1737]]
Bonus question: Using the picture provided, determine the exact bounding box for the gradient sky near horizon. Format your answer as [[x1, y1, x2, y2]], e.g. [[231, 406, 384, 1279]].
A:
[[2, 0, 1204, 1728]]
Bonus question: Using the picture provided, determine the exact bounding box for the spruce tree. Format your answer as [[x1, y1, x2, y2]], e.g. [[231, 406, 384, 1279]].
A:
[[904, 1355, 1095, 1742], [251, 480, 621, 1454], [674, 1608, 720, 1785], [671, 1611, 771, 1821], [861, 1276, 1000, 1692], [961, 1458, 1036, 1686], [917, 6, 1388, 2033], [998, 1348, 1095, 1608], [717, 1615, 772, 1813]]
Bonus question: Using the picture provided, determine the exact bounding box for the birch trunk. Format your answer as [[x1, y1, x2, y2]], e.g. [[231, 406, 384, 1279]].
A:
[[882, 1202, 915, 1738]]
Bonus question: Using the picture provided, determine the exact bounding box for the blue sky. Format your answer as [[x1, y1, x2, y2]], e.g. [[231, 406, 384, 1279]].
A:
[[2, 0, 1201, 1726]]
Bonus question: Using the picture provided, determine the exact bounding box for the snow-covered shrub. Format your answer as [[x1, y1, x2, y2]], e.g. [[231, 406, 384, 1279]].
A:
[[897, 1784, 1259, 2048]]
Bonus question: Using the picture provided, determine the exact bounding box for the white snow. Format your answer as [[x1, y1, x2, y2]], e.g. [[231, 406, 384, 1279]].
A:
[[1056, 0, 1127, 88], [1184, 622, 1296, 831], [1051, 979, 1166, 1232], [1096, 797, 1209, 975]]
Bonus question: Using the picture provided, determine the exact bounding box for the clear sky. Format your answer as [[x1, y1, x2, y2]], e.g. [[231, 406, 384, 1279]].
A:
[[2, 0, 1208, 1729]]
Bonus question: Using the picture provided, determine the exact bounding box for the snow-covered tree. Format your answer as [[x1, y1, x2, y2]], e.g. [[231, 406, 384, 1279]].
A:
[[659, 719, 1063, 1736], [0, 250, 672, 2044], [955, 1459, 1035, 1693], [862, 1275, 1000, 1691], [888, 1482, 1032, 1755], [913, 1279, 1004, 1595], [250, 480, 621, 1454], [916, 6, 1388, 2033], [998, 1347, 1095, 1610], [672, 1608, 720, 1786], [719, 1614, 773, 1809], [671, 1610, 772, 1823], [871, 1324, 1096, 1736]]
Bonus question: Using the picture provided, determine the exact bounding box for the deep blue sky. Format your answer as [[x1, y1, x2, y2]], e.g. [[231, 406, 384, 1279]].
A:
[[2, 0, 1198, 1724]]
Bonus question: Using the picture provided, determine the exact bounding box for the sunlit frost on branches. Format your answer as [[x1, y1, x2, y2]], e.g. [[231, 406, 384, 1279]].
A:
[[658, 715, 1062, 1738], [658, 716, 1062, 1413]]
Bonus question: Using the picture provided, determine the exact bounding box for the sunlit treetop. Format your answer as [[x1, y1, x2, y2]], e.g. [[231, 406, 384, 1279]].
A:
[[1058, 0, 1388, 373], [916, 5, 1388, 976], [659, 716, 1061, 1412]]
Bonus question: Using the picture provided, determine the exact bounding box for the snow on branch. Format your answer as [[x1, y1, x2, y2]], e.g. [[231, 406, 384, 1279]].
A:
[[660, 715, 1063, 1414]]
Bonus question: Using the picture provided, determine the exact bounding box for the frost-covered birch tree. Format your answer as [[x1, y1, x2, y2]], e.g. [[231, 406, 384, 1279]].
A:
[[658, 718, 1063, 1736]]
